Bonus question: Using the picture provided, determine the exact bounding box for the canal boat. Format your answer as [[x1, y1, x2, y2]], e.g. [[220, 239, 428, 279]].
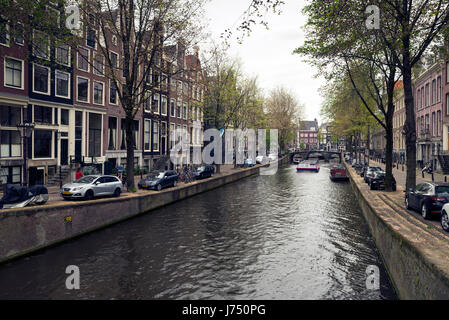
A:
[[329, 165, 349, 181], [296, 160, 320, 172]]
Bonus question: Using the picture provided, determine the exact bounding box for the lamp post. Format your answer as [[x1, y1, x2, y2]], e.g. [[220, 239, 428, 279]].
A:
[[16, 122, 35, 187]]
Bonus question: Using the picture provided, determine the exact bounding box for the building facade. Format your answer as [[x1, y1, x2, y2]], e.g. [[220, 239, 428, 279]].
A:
[[298, 119, 319, 151], [415, 62, 444, 170]]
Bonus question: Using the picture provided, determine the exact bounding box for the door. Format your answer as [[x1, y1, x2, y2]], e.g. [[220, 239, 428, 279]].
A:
[[410, 183, 423, 209], [61, 139, 68, 166], [93, 177, 108, 195]]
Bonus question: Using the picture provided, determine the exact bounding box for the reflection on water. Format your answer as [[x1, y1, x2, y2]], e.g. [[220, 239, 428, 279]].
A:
[[0, 164, 396, 300]]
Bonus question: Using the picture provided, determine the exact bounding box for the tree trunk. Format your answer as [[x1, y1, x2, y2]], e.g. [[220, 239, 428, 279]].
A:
[[125, 115, 135, 190], [385, 123, 394, 191], [403, 54, 417, 191], [366, 126, 370, 166]]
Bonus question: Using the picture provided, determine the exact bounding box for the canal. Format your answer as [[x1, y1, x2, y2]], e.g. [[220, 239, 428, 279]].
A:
[[0, 163, 397, 300]]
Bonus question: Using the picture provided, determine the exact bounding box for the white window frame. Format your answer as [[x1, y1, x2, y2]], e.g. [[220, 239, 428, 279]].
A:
[[152, 93, 160, 114], [33, 30, 49, 60], [170, 98, 176, 117], [56, 44, 71, 67], [55, 70, 71, 99], [109, 50, 119, 69], [4, 57, 24, 90], [14, 23, 24, 46], [93, 81, 105, 106], [109, 80, 118, 105], [153, 121, 159, 152], [144, 119, 151, 151], [0, 20, 10, 47], [93, 53, 104, 76], [32, 63, 51, 95], [77, 46, 90, 72], [161, 95, 168, 116], [76, 76, 90, 103]]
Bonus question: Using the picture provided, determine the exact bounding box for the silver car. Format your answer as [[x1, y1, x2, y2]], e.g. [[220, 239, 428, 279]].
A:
[[61, 175, 123, 200]]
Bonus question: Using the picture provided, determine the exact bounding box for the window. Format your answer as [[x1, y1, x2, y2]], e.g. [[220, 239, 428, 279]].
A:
[[86, 29, 96, 48], [144, 90, 151, 111], [161, 95, 167, 115], [437, 76, 442, 102], [56, 45, 70, 66], [34, 130, 52, 158], [183, 103, 188, 119], [152, 93, 160, 113], [88, 113, 102, 157], [34, 105, 52, 124], [153, 121, 159, 151], [133, 120, 139, 149], [110, 81, 118, 104], [0, 21, 9, 46], [0, 130, 21, 158], [170, 123, 175, 150], [14, 23, 24, 45], [33, 30, 49, 59], [417, 89, 421, 110], [425, 83, 430, 106], [61, 109, 69, 125], [144, 120, 151, 151], [0, 166, 21, 184], [432, 80, 436, 104], [93, 54, 104, 75], [78, 47, 89, 71], [55, 71, 70, 98], [177, 81, 182, 94], [170, 99, 175, 117], [110, 52, 118, 68], [447, 94, 449, 116], [432, 112, 436, 136], [33, 64, 50, 94], [93, 82, 104, 105], [108, 117, 117, 150], [4, 57, 23, 89], [177, 101, 181, 118], [438, 110, 442, 136], [0, 106, 21, 127], [77, 77, 89, 102]]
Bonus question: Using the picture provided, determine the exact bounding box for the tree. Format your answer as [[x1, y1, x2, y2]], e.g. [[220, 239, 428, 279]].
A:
[[265, 87, 303, 151]]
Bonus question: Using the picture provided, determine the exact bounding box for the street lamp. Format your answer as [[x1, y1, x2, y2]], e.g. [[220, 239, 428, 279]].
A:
[[16, 122, 35, 187]]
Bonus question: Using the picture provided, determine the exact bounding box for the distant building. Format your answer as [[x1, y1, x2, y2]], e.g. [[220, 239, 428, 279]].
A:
[[298, 119, 319, 150], [392, 81, 406, 163]]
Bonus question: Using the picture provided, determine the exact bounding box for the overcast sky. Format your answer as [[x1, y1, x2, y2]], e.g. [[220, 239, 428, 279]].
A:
[[204, 0, 324, 123]]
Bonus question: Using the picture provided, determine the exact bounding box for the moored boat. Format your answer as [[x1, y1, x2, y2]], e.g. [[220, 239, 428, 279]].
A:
[[296, 160, 320, 172], [329, 165, 349, 181]]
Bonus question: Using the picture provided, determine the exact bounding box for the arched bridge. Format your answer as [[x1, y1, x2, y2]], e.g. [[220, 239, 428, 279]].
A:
[[291, 150, 343, 163]]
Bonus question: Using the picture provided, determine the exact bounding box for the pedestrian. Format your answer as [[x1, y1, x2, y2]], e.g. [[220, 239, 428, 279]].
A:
[[75, 167, 84, 180]]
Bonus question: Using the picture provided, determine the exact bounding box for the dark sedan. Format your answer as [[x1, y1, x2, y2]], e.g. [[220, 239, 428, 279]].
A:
[[405, 182, 449, 219], [370, 171, 396, 191], [138, 170, 179, 191], [192, 165, 215, 180], [364, 166, 382, 183]]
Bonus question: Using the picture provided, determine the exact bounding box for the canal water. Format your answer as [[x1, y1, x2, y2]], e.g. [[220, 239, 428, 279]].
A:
[[0, 163, 397, 300]]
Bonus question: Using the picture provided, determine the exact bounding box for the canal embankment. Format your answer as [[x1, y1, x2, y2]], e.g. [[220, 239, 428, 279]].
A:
[[0, 157, 290, 264], [345, 162, 449, 299]]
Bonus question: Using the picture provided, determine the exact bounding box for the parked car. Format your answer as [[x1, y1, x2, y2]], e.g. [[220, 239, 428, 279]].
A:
[[440, 202, 449, 232], [244, 158, 255, 167], [405, 182, 449, 220], [138, 170, 179, 191], [192, 165, 215, 180], [369, 171, 397, 191], [256, 155, 268, 164], [61, 175, 123, 200], [364, 167, 382, 183], [268, 153, 277, 162]]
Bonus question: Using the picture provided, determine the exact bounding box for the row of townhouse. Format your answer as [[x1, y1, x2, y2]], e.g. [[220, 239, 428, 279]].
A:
[[391, 55, 449, 172], [0, 13, 204, 186]]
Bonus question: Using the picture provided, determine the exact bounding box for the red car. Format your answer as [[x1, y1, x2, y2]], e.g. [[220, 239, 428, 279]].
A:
[[330, 165, 349, 181]]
